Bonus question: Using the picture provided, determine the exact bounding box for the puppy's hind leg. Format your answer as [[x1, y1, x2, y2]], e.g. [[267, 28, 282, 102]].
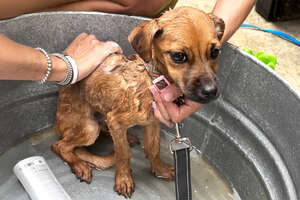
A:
[[143, 120, 175, 180], [74, 148, 116, 170], [52, 118, 99, 183]]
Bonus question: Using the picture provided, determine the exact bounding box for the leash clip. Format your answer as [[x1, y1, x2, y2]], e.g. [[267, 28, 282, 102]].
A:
[[169, 123, 193, 154]]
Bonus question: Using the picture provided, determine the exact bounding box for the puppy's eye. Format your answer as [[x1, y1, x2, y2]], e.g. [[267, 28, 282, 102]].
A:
[[210, 45, 220, 60], [169, 51, 188, 64]]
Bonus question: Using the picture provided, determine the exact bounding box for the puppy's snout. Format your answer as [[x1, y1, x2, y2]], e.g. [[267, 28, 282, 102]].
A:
[[186, 77, 220, 104]]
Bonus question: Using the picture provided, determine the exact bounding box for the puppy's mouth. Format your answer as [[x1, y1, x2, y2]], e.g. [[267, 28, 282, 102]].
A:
[[183, 77, 220, 104], [186, 90, 220, 104]]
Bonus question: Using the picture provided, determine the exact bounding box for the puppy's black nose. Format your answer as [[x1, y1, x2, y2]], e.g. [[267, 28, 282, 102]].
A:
[[201, 84, 218, 98], [186, 77, 220, 104], [195, 82, 219, 103]]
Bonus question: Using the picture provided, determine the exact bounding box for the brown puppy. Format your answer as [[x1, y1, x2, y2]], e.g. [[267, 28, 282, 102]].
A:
[[52, 6, 224, 198]]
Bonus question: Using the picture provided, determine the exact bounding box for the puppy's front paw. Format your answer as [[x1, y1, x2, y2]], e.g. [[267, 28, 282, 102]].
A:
[[114, 169, 134, 198], [152, 160, 174, 180], [70, 161, 92, 183]]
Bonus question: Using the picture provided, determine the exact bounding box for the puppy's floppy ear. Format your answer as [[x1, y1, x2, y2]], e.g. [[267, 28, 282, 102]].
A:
[[208, 13, 225, 41], [128, 19, 163, 62]]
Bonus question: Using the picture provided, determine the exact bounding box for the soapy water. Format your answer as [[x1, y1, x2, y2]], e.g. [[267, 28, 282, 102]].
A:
[[0, 127, 242, 200]]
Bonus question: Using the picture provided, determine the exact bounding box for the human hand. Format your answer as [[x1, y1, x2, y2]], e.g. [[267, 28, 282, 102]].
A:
[[64, 33, 122, 82], [149, 84, 202, 128]]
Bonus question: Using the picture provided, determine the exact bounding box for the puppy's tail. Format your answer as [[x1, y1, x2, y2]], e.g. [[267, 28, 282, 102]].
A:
[[74, 148, 115, 170]]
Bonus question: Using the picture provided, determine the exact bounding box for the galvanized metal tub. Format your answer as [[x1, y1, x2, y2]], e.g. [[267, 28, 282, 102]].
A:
[[0, 12, 299, 200]]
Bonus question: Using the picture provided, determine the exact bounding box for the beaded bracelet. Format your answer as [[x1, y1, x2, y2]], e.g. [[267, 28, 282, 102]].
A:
[[36, 47, 52, 84], [64, 55, 78, 84], [52, 53, 73, 86]]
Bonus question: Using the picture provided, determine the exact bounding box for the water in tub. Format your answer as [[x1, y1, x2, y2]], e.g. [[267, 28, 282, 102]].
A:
[[0, 126, 241, 200]]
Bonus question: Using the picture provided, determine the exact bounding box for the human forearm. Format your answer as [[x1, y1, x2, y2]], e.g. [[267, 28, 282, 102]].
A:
[[212, 0, 255, 43], [0, 34, 66, 81]]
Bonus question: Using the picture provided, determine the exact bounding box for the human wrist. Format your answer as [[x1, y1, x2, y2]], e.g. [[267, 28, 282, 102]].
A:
[[47, 55, 67, 82], [29, 48, 67, 82]]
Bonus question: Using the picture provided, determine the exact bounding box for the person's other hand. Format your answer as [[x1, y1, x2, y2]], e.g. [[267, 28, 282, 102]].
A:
[[64, 33, 122, 82], [149, 84, 202, 128]]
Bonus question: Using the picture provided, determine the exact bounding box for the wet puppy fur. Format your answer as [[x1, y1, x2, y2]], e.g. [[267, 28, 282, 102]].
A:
[[52, 6, 224, 198]]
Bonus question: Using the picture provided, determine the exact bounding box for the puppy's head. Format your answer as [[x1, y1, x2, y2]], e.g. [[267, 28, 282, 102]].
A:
[[128, 6, 225, 104]]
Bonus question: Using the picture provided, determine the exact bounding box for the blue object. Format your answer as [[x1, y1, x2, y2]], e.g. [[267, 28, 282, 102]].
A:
[[241, 24, 300, 47]]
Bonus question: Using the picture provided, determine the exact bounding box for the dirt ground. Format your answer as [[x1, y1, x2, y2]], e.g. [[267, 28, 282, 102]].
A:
[[175, 0, 300, 93]]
